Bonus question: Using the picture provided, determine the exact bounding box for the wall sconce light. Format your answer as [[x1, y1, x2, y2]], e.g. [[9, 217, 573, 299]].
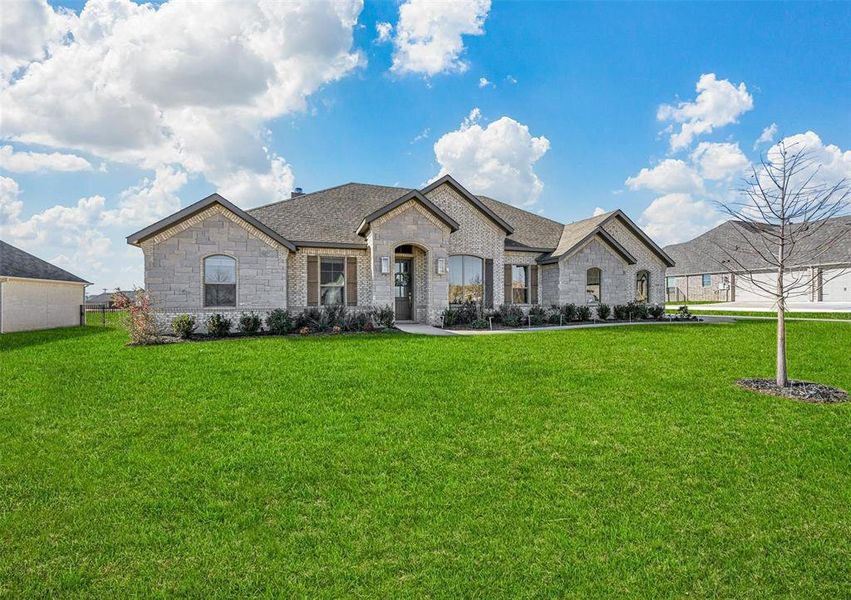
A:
[[380, 256, 390, 274], [436, 257, 446, 275]]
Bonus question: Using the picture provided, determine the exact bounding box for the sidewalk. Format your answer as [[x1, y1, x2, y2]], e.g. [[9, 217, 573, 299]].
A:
[[395, 318, 733, 336]]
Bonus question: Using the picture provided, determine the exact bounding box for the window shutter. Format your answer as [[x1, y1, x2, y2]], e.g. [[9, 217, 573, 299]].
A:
[[484, 259, 494, 308], [307, 255, 319, 306], [530, 265, 539, 304], [504, 264, 512, 304], [346, 256, 358, 306]]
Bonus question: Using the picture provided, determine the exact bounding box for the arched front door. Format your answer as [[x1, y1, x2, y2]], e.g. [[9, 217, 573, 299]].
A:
[[394, 245, 414, 320]]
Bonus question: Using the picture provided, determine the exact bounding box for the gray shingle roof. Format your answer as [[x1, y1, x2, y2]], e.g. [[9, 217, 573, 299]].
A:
[[477, 195, 564, 250], [0, 240, 89, 283], [664, 216, 851, 275]]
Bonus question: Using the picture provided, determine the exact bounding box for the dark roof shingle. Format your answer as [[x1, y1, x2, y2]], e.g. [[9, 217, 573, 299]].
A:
[[0, 240, 89, 283]]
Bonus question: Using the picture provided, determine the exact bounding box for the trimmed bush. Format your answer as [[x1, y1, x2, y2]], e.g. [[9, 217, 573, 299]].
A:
[[613, 304, 629, 320], [206, 314, 232, 337], [441, 307, 460, 328], [648, 303, 666, 319], [171, 314, 197, 339], [238, 312, 262, 335], [496, 304, 523, 327], [265, 309, 294, 335], [373, 305, 395, 329], [471, 318, 489, 329], [528, 304, 547, 326], [343, 311, 372, 332], [558, 303, 578, 322], [576, 305, 592, 321], [596, 303, 611, 320]]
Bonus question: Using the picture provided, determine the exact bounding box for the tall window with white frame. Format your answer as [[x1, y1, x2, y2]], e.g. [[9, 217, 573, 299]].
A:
[[204, 255, 236, 307], [635, 270, 650, 303], [512, 265, 528, 303], [586, 267, 601, 304], [320, 257, 345, 305]]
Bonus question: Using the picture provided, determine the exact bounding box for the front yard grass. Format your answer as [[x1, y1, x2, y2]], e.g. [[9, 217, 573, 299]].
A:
[[1, 321, 849, 597]]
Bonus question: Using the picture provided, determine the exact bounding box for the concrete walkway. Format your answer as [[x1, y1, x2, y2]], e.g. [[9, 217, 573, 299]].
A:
[[672, 301, 851, 313], [395, 318, 734, 336]]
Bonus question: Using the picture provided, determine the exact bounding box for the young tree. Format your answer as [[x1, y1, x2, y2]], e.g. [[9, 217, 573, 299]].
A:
[[715, 141, 849, 387]]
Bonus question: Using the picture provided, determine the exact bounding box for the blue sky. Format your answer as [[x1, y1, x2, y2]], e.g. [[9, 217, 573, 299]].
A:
[[1, 0, 849, 293]]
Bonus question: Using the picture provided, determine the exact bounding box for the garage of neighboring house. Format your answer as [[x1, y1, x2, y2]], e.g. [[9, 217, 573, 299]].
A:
[[0, 240, 90, 333], [821, 268, 851, 301], [733, 270, 814, 303]]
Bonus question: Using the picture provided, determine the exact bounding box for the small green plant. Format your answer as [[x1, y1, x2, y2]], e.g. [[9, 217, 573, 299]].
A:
[[528, 304, 547, 326], [496, 304, 523, 327], [678, 305, 692, 319], [373, 305, 396, 329], [171, 314, 197, 339], [471, 318, 489, 329], [596, 303, 611, 320], [265, 309, 294, 335], [343, 311, 372, 332], [441, 307, 460, 328], [648, 303, 665, 319], [238, 312, 261, 335], [576, 305, 592, 321], [205, 313, 232, 337], [558, 303, 578, 322]]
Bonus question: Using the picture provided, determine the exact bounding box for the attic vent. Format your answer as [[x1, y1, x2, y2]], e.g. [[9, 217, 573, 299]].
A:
[[291, 187, 304, 198]]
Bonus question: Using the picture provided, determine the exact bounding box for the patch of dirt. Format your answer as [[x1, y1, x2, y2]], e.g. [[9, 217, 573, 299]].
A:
[[736, 378, 848, 403]]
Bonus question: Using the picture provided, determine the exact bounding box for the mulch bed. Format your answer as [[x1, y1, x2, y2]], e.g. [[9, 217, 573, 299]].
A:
[[736, 378, 848, 403]]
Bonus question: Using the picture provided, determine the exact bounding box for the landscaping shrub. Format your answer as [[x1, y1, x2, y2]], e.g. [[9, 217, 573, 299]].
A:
[[558, 303, 578, 322], [547, 309, 562, 325], [528, 304, 547, 326], [343, 311, 372, 332], [297, 307, 324, 331], [441, 307, 460, 328], [627, 301, 649, 320], [206, 314, 232, 337], [576, 305, 592, 321], [648, 303, 666, 319], [373, 305, 395, 329], [171, 314, 197, 339], [496, 304, 523, 327], [265, 309, 294, 335], [323, 304, 347, 329], [678, 305, 692, 319], [113, 288, 161, 344], [238, 312, 262, 335], [471, 318, 489, 329], [596, 303, 611, 320]]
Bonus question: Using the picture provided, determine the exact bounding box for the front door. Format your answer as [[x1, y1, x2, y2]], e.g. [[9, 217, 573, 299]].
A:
[[394, 258, 413, 320]]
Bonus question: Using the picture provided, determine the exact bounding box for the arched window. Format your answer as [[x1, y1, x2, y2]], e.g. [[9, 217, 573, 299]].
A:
[[636, 270, 650, 303], [204, 255, 236, 307], [586, 267, 601, 304], [448, 255, 484, 304]]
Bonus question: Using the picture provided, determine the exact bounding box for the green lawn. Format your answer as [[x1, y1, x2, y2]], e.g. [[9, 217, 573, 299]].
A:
[[2, 321, 849, 597], [666, 308, 851, 320]]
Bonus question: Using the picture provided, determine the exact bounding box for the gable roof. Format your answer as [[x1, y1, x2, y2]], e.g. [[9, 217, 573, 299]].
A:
[[355, 190, 460, 236], [126, 193, 296, 250], [665, 216, 851, 275], [539, 210, 675, 266], [478, 195, 564, 250], [420, 175, 514, 234], [0, 240, 89, 284]]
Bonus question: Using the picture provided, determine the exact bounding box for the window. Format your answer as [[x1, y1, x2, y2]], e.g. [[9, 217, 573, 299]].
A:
[[666, 276, 675, 288], [702, 274, 711, 287], [449, 255, 484, 304], [320, 257, 345, 305], [635, 270, 650, 303], [586, 267, 601, 303], [511, 265, 529, 303], [204, 255, 236, 307]]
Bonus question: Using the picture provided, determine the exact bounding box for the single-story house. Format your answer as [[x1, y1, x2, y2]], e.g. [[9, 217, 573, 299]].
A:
[[86, 289, 139, 307], [664, 216, 851, 303], [0, 240, 90, 333], [127, 175, 674, 327]]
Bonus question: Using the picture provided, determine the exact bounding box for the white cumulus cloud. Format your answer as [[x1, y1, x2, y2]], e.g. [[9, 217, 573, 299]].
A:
[[657, 73, 754, 150], [0, 145, 92, 172], [625, 159, 704, 194], [389, 0, 490, 76], [375, 21, 392, 43], [754, 122, 778, 148], [432, 108, 550, 206], [639, 193, 725, 246], [690, 142, 749, 180]]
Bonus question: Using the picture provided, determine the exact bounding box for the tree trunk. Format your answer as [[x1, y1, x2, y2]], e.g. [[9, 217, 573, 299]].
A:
[[776, 271, 788, 387]]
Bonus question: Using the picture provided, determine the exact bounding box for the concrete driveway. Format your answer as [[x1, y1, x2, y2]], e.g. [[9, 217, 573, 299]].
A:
[[682, 301, 851, 313]]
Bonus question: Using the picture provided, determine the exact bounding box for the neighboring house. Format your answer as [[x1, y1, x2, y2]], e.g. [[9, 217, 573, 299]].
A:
[[0, 240, 90, 333], [664, 217, 851, 303], [86, 290, 139, 307], [127, 175, 674, 326]]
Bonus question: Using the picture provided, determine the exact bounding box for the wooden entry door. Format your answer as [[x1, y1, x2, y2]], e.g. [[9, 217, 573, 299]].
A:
[[394, 258, 413, 321]]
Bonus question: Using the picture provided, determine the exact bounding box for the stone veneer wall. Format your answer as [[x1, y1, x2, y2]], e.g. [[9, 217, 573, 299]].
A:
[[503, 250, 542, 307], [666, 273, 732, 303], [367, 200, 450, 324], [141, 208, 288, 331], [423, 184, 507, 311], [287, 247, 371, 312], [600, 217, 667, 305], [541, 263, 560, 306]]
